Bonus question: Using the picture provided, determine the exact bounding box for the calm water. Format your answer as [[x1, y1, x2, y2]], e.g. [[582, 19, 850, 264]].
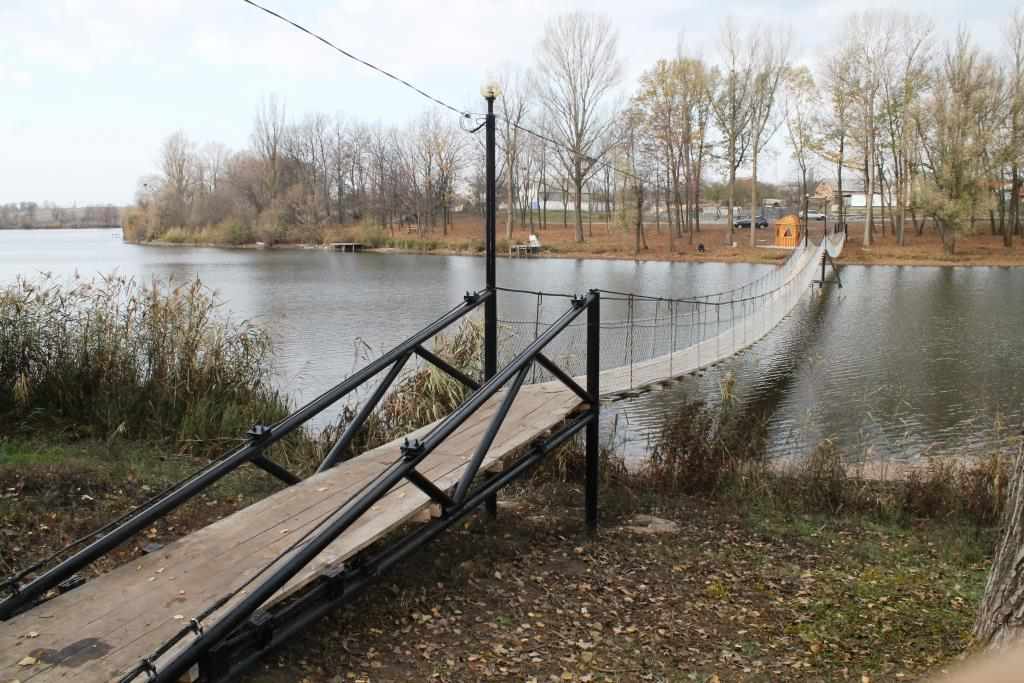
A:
[[2, 229, 1021, 462]]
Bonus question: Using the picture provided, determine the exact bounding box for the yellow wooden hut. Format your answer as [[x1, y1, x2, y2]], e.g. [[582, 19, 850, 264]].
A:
[[775, 214, 801, 248]]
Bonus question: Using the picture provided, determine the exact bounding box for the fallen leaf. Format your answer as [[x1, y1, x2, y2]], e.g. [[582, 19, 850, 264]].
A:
[[18, 656, 37, 667]]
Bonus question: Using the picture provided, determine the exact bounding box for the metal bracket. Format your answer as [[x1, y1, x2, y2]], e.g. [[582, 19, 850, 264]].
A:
[[250, 609, 275, 650], [57, 574, 85, 594], [400, 439, 423, 461], [246, 424, 273, 443], [463, 290, 480, 304]]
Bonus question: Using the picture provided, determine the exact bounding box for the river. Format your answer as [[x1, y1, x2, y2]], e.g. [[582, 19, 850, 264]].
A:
[[1, 228, 1021, 462]]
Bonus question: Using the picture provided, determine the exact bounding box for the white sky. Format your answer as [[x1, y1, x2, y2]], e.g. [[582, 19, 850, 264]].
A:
[[1, 0, 1015, 206]]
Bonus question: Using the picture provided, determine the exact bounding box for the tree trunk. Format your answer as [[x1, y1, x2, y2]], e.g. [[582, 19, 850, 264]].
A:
[[1009, 166, 1019, 248], [975, 440, 1024, 647], [727, 143, 737, 241], [505, 170, 514, 240], [574, 174, 584, 242], [896, 161, 907, 247], [634, 183, 646, 255], [750, 140, 759, 248], [864, 97, 874, 247]]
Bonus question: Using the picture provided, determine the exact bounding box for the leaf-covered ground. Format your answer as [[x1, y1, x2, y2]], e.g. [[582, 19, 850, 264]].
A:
[[245, 485, 993, 683], [0, 441, 995, 682]]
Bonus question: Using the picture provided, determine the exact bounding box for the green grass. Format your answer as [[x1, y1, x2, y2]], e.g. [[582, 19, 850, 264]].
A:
[[745, 510, 992, 673]]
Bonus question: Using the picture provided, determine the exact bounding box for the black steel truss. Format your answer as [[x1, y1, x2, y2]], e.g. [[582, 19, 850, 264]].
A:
[[134, 290, 600, 683], [0, 291, 493, 621], [0, 283, 601, 683]]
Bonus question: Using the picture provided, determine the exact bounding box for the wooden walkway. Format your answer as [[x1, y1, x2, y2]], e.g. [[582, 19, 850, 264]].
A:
[[0, 383, 581, 682]]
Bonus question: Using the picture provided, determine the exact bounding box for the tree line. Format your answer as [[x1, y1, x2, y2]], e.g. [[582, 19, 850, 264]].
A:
[[0, 203, 120, 230], [128, 10, 1024, 255]]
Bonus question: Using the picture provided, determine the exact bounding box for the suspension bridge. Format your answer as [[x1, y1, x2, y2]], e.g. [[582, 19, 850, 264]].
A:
[[0, 89, 845, 683]]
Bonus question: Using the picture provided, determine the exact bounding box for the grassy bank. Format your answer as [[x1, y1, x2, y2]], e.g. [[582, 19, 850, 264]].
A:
[[129, 214, 1024, 267]]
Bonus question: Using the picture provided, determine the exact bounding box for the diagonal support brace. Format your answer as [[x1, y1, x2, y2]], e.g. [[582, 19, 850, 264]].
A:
[[452, 363, 530, 503], [250, 455, 301, 486], [413, 345, 480, 391], [535, 353, 593, 404], [404, 469, 454, 509]]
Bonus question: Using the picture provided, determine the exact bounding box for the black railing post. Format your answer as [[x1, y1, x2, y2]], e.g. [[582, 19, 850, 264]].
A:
[[483, 86, 499, 518], [585, 289, 600, 532]]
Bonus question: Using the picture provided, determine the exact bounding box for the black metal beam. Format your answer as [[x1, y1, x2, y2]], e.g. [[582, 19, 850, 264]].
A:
[[535, 353, 593, 404], [319, 352, 412, 472], [413, 345, 480, 391], [484, 90, 498, 518], [250, 455, 301, 486], [585, 290, 601, 532], [404, 469, 454, 508], [453, 363, 530, 503]]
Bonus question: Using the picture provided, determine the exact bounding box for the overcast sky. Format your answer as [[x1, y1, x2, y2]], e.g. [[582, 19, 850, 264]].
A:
[[1, 0, 1015, 206]]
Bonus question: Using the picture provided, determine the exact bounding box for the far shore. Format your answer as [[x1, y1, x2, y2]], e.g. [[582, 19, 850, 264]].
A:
[[132, 227, 1024, 268]]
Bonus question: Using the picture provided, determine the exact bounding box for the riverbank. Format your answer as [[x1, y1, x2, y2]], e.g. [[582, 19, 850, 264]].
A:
[[135, 217, 1024, 267]]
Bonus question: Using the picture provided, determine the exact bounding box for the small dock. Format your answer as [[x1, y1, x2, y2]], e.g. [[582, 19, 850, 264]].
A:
[[329, 242, 363, 252]]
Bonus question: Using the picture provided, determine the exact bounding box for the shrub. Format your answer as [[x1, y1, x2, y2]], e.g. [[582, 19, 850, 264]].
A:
[[160, 227, 191, 243], [642, 375, 768, 495]]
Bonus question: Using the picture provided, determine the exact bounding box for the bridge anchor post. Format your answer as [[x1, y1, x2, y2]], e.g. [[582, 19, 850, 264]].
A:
[[585, 290, 601, 532], [813, 251, 842, 289]]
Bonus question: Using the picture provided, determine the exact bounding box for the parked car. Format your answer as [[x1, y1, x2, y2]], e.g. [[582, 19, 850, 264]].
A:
[[733, 214, 769, 229], [799, 210, 827, 221]]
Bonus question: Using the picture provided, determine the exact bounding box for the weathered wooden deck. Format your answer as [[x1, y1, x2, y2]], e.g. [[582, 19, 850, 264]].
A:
[[0, 383, 581, 682]]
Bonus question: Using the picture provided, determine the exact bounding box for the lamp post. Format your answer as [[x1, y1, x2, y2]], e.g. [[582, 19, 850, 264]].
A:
[[481, 82, 500, 383], [482, 82, 500, 518]]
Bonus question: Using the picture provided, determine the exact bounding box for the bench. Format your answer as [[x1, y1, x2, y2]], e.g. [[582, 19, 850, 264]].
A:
[[510, 234, 542, 257]]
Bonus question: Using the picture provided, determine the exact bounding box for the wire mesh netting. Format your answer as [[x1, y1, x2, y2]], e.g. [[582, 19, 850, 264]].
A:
[[497, 232, 847, 394]]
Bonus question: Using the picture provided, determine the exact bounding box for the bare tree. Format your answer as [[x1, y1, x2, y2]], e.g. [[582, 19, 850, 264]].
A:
[[497, 68, 531, 240], [915, 31, 1005, 255], [252, 96, 287, 208], [535, 12, 623, 242], [712, 18, 754, 240], [878, 14, 933, 245], [1004, 10, 1024, 246], [784, 65, 820, 216], [160, 130, 197, 227], [746, 30, 790, 246]]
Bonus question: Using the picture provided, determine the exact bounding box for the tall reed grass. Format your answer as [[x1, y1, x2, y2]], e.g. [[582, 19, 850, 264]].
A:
[[0, 274, 288, 456]]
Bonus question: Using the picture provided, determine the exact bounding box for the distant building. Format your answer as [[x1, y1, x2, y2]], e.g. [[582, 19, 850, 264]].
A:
[[527, 189, 593, 213]]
